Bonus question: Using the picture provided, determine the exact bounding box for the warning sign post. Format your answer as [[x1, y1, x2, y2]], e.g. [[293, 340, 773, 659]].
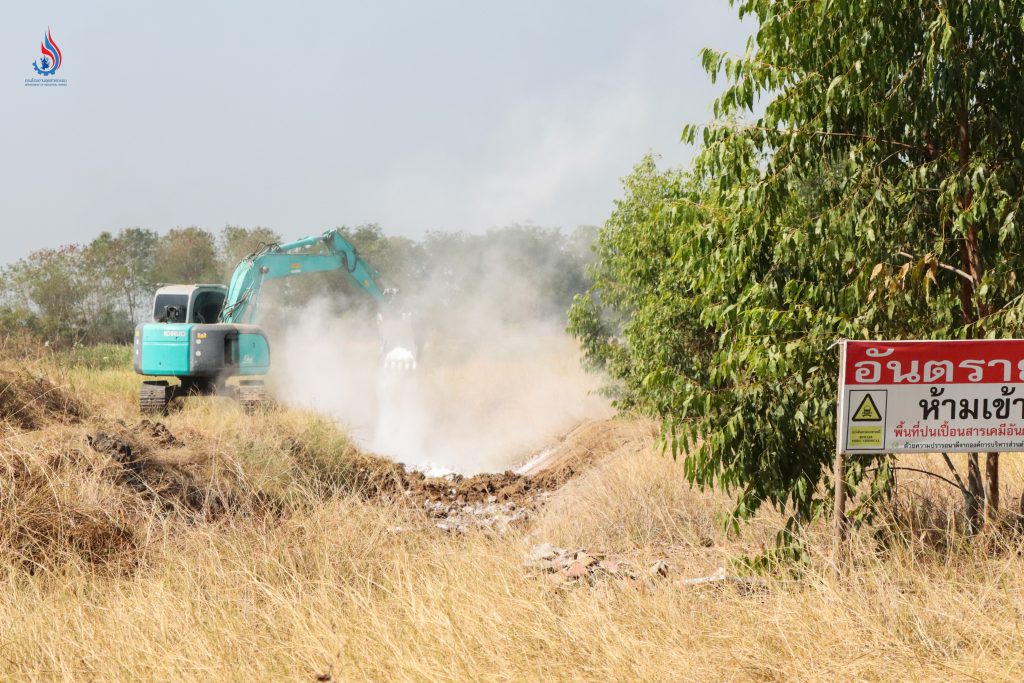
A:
[[833, 338, 1024, 564]]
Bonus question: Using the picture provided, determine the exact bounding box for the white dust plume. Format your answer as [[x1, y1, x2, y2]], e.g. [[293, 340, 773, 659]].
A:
[[269, 254, 610, 474]]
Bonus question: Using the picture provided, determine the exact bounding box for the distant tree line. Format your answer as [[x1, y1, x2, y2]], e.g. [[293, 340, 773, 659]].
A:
[[0, 224, 596, 347]]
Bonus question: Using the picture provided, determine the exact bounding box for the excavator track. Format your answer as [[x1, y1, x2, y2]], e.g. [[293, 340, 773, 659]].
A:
[[237, 380, 267, 414], [139, 381, 171, 415]]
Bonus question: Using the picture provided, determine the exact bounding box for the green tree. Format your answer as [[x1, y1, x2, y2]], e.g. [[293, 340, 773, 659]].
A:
[[218, 226, 281, 279], [573, 0, 1024, 535], [152, 227, 220, 285], [569, 156, 715, 406], [1, 246, 94, 345], [1, 229, 156, 345], [84, 228, 158, 329]]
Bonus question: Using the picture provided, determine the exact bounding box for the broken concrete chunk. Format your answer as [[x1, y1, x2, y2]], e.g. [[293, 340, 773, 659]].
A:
[[564, 561, 589, 579], [524, 542, 673, 584]]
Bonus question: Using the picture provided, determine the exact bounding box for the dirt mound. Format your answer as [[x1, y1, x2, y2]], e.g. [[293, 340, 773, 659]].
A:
[[520, 418, 658, 487], [0, 368, 87, 430], [1, 433, 140, 570], [1, 416, 279, 572], [0, 413, 649, 570], [86, 419, 267, 519]]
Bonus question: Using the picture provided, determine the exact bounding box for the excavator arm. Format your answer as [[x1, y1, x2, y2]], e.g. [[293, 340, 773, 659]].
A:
[[220, 230, 387, 324], [218, 229, 418, 368]]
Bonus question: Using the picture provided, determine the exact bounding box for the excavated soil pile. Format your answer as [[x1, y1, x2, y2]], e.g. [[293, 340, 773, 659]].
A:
[[0, 416, 273, 571], [84, 419, 265, 519], [0, 368, 88, 430], [335, 453, 541, 532]]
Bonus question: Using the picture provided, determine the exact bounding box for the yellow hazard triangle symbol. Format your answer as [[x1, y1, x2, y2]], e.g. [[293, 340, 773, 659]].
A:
[[852, 394, 882, 421]]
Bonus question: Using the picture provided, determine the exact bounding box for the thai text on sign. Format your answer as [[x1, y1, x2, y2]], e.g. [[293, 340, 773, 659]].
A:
[[837, 339, 1024, 454]]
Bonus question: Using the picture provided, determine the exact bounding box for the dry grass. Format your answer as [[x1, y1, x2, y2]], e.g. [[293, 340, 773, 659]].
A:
[[2, 351, 1024, 681]]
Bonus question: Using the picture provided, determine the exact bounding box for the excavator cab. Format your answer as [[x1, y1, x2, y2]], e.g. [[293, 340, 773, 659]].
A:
[[152, 285, 227, 324]]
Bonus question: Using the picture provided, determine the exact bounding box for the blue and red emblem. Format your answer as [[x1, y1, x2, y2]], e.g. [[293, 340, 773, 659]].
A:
[[32, 28, 63, 76]]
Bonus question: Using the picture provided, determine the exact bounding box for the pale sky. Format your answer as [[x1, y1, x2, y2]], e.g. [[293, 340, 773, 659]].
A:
[[0, 1, 752, 263]]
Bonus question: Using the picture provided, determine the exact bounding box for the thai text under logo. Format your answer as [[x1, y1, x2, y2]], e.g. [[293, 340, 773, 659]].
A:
[[32, 28, 63, 76]]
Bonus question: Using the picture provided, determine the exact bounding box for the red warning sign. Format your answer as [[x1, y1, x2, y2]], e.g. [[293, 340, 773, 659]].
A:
[[838, 339, 1024, 454]]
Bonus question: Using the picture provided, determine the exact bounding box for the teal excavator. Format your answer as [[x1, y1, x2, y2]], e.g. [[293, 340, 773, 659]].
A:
[[132, 229, 417, 413]]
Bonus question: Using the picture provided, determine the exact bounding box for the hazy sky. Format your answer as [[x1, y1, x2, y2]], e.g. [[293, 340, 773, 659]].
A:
[[1, 1, 752, 263]]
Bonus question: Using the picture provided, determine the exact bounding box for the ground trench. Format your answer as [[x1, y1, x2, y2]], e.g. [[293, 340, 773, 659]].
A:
[[0, 366, 655, 572]]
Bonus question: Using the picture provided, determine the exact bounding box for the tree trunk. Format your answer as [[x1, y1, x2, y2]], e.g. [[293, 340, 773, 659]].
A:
[[956, 103, 995, 526], [986, 452, 999, 519], [124, 284, 137, 328]]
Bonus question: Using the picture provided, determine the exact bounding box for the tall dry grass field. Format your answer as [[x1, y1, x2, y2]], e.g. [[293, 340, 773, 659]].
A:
[[1, 345, 1023, 681]]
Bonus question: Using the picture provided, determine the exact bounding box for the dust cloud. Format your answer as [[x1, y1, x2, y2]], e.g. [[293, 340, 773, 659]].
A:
[[268, 245, 611, 475]]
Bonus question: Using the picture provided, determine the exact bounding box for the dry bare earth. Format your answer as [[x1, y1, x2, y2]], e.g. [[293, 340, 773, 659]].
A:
[[2, 354, 1024, 681]]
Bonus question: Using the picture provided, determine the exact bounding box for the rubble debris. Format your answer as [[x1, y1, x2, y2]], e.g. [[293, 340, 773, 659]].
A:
[[680, 567, 729, 586], [385, 419, 655, 533], [565, 561, 589, 579], [343, 457, 560, 533], [527, 542, 560, 562], [315, 418, 658, 533], [523, 544, 656, 584], [427, 499, 530, 533]]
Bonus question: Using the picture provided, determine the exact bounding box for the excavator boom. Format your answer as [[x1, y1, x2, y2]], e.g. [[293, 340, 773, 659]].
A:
[[221, 230, 388, 324]]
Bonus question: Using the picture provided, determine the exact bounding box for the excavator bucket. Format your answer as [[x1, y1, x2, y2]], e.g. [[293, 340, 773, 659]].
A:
[[383, 346, 417, 369], [378, 311, 420, 369]]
